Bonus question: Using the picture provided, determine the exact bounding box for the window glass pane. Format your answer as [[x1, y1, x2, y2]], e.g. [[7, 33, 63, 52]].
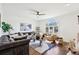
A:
[[54, 26, 58, 33]]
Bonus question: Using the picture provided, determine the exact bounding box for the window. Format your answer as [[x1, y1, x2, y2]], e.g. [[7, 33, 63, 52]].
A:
[[46, 18, 58, 34]]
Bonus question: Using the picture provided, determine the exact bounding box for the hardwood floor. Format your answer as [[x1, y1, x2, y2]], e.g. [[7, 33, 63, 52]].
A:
[[29, 46, 41, 55]]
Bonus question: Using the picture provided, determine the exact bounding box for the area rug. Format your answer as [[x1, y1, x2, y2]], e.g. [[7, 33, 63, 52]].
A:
[[30, 40, 56, 54]]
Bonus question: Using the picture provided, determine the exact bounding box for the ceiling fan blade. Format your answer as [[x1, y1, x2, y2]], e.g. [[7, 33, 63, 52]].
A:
[[39, 14, 46, 15], [28, 9, 46, 16], [32, 13, 37, 15], [29, 9, 39, 12]]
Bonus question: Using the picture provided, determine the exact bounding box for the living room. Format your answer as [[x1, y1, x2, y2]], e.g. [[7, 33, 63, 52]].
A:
[[0, 3, 79, 55]]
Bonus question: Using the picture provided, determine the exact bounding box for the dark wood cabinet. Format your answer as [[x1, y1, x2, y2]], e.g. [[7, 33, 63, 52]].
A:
[[0, 39, 30, 55]]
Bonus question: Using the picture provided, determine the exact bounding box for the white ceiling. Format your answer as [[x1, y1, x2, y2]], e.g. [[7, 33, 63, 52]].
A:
[[2, 3, 79, 20]]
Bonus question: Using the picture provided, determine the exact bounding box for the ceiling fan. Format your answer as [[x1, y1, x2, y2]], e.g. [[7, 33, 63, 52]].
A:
[[29, 9, 46, 16]]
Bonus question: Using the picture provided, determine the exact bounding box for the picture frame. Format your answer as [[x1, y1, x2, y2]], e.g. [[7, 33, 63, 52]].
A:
[[20, 23, 32, 32]]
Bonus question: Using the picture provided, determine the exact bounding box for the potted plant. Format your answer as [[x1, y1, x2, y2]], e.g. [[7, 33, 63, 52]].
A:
[[1, 22, 13, 35]]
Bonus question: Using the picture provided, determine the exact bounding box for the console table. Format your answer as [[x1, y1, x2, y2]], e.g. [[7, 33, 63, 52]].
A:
[[0, 39, 30, 55]]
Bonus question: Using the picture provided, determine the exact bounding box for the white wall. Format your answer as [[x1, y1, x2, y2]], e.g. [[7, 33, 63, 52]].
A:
[[0, 4, 2, 37], [55, 10, 79, 41], [3, 17, 36, 33], [38, 10, 79, 42], [0, 4, 2, 13], [1, 3, 79, 41], [37, 19, 47, 33], [1, 4, 37, 34]]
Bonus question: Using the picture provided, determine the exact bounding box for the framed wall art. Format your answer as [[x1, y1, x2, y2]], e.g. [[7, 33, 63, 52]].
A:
[[20, 23, 32, 32]]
